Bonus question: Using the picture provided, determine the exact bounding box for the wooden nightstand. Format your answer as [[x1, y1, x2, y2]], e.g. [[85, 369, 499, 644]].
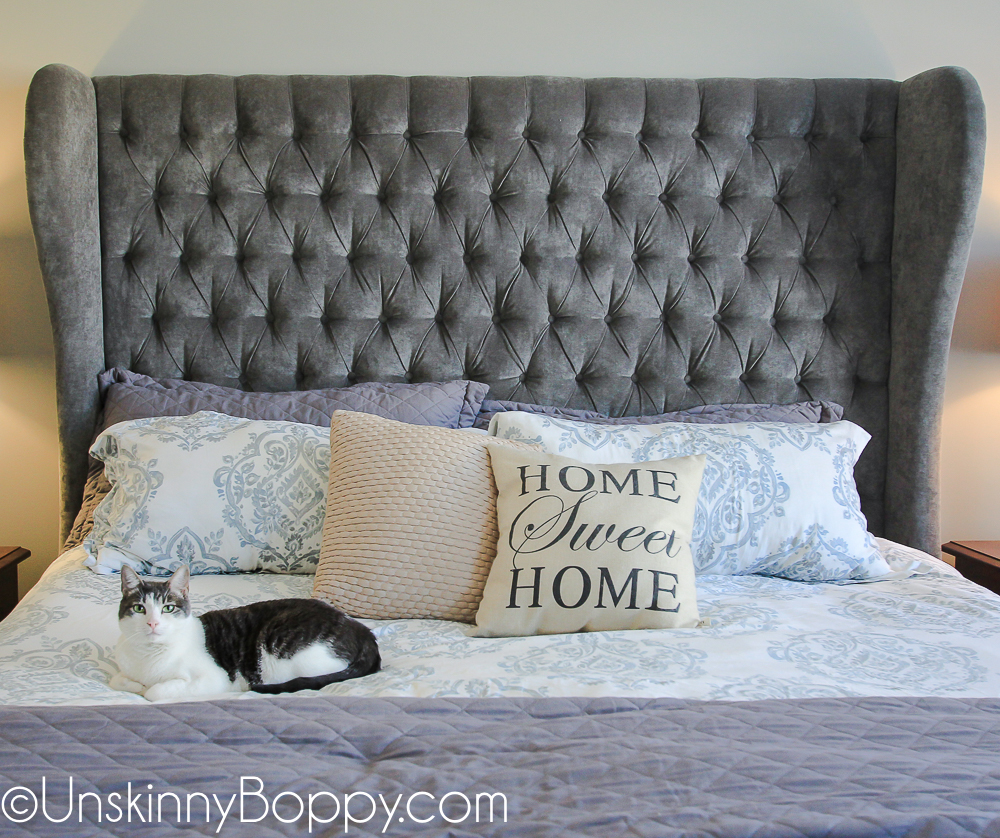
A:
[[941, 541, 1000, 595], [0, 546, 31, 621]]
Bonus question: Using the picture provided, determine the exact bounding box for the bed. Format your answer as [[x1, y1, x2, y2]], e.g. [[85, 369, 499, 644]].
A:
[[9, 63, 997, 836]]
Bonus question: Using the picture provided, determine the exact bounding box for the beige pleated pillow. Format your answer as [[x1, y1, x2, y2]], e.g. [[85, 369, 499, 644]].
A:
[[313, 411, 535, 622]]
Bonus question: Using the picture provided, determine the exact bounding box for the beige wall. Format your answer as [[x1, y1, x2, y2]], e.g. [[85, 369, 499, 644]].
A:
[[1, 0, 999, 595]]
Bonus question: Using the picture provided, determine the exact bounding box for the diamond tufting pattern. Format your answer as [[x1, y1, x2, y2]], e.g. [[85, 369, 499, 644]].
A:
[[3, 695, 1000, 836], [94, 75, 897, 532]]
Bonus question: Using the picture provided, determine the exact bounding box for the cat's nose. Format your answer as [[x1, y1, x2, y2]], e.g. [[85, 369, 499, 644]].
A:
[[147, 619, 159, 629]]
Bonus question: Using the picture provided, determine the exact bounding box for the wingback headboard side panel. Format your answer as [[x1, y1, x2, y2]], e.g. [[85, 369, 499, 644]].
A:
[[25, 67, 985, 549], [24, 64, 105, 541], [886, 67, 986, 555]]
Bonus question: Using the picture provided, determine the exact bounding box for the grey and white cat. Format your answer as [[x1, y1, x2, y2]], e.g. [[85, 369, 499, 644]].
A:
[[111, 565, 380, 701]]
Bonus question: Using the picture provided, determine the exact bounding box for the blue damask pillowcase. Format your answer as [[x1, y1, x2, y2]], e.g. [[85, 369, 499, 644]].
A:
[[84, 411, 330, 576], [489, 413, 893, 582]]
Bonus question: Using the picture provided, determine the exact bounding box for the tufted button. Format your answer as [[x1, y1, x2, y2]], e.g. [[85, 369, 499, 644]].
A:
[[604, 314, 613, 324], [741, 254, 749, 264], [658, 193, 669, 204], [521, 128, 530, 139], [635, 131, 643, 142], [859, 132, 870, 143], [346, 129, 355, 141], [346, 252, 356, 264], [320, 314, 330, 326], [208, 314, 217, 326], [464, 128, 472, 139], [150, 189, 161, 202], [687, 253, 697, 263], [122, 251, 132, 265], [747, 134, 755, 143], [206, 191, 217, 204], [463, 252, 473, 265], [547, 192, 557, 204], [405, 372, 414, 382], [547, 314, 555, 324], [577, 130, 586, 140], [739, 373, 748, 382], [713, 312, 723, 323], [794, 374, 802, 384], [768, 316, 777, 327], [691, 129, 700, 139], [798, 255, 808, 266], [518, 373, 526, 383], [405, 253, 415, 265], [292, 128, 303, 142], [717, 194, 726, 205], [265, 312, 275, 325], [491, 313, 502, 324], [377, 313, 387, 324], [683, 373, 692, 384], [575, 373, 585, 383], [432, 191, 443, 204], [235, 252, 245, 265], [772, 194, 782, 204], [603, 191, 611, 202], [829, 195, 838, 207], [402, 129, 411, 140], [631, 252, 640, 263], [630, 373, 639, 383], [434, 313, 444, 324], [489, 192, 498, 203], [376, 190, 387, 203], [347, 372, 358, 384], [119, 126, 129, 139], [519, 252, 529, 266], [179, 252, 189, 265], [575, 252, 584, 263]]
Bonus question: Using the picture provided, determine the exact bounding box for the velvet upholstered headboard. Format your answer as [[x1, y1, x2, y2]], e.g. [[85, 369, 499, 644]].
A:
[[24, 64, 985, 557]]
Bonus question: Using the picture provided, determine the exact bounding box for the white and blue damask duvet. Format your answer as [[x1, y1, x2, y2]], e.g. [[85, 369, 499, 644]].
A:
[[2, 541, 1000, 706]]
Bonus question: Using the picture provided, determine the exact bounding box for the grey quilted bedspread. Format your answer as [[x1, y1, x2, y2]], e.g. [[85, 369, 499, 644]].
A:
[[2, 695, 1000, 837]]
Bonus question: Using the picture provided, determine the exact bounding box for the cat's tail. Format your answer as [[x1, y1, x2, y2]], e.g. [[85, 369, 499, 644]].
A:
[[251, 644, 381, 695]]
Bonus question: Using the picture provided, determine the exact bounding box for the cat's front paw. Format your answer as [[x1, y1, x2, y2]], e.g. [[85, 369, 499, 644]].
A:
[[144, 679, 189, 702], [110, 672, 145, 694]]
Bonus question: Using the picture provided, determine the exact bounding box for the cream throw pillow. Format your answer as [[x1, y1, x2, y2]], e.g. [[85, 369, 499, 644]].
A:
[[474, 447, 706, 636], [313, 411, 534, 621]]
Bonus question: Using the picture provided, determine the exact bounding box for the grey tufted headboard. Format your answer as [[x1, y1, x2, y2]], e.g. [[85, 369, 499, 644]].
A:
[[24, 65, 985, 556]]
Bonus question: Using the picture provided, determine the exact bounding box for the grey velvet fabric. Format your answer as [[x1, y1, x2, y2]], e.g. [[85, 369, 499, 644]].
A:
[[24, 65, 104, 540], [96, 368, 488, 431], [886, 67, 986, 554], [24, 66, 985, 548]]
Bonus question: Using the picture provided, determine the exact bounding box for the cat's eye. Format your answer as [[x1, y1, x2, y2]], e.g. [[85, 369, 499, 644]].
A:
[[162, 604, 176, 613], [132, 604, 146, 614]]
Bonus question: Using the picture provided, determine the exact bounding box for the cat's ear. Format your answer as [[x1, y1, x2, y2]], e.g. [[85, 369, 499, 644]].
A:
[[168, 564, 190, 598], [120, 565, 141, 595]]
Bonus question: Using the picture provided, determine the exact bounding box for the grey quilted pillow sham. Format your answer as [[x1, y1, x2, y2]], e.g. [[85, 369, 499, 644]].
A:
[[473, 399, 843, 429], [97, 368, 489, 432]]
